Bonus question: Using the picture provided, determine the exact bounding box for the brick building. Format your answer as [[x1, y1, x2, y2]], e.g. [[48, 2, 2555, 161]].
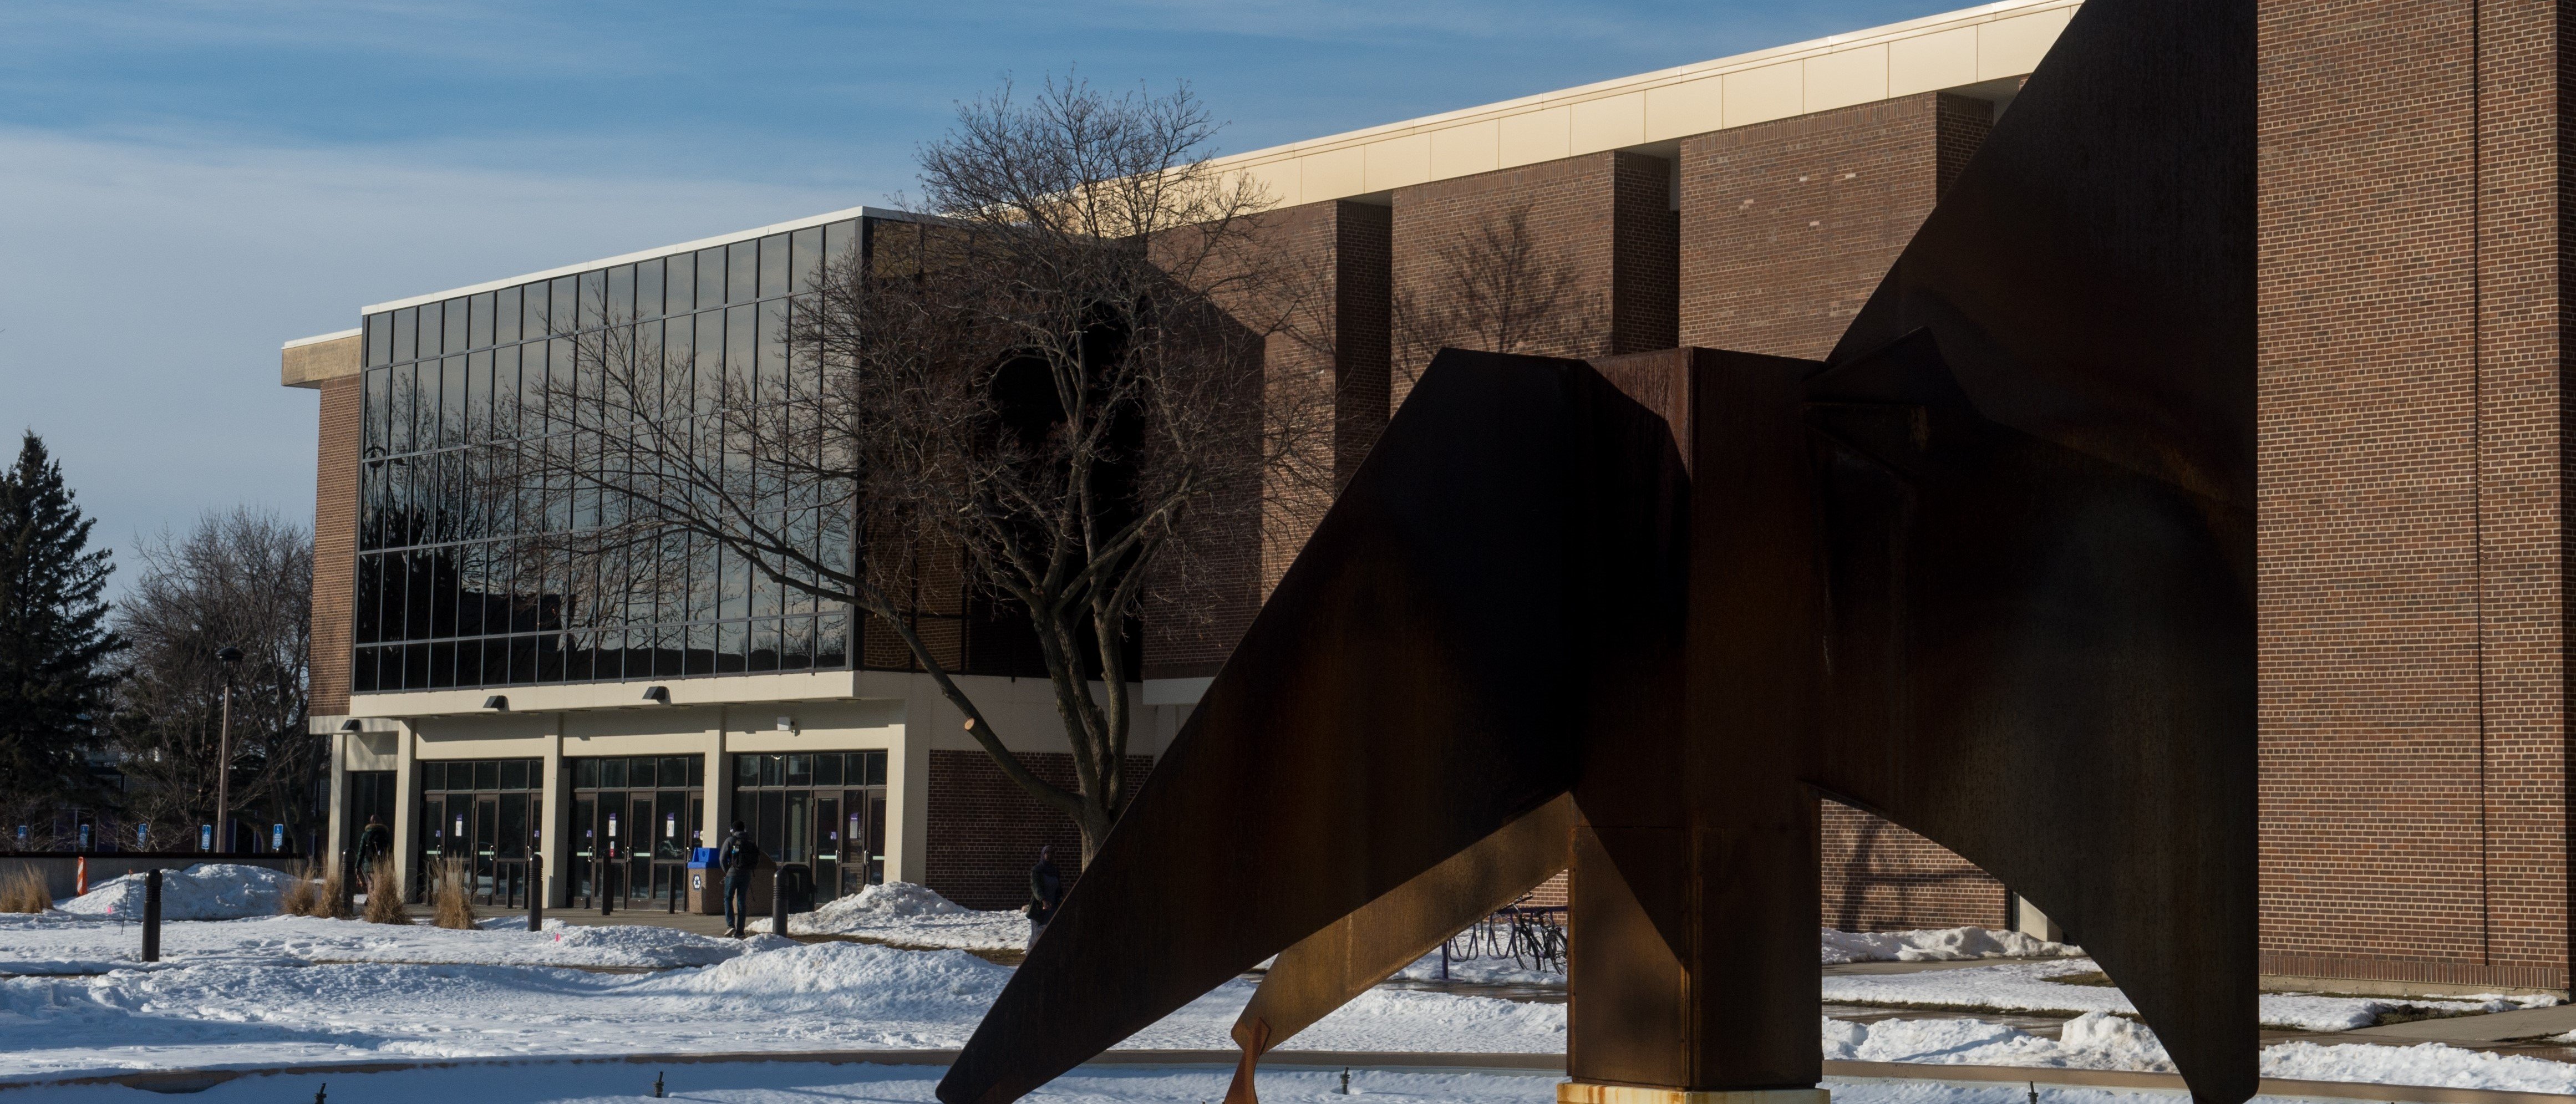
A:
[[282, 0, 2569, 995]]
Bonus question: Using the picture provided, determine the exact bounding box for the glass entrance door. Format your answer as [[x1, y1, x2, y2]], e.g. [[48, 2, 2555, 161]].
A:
[[415, 758, 541, 907], [565, 755, 705, 910], [731, 751, 887, 902]]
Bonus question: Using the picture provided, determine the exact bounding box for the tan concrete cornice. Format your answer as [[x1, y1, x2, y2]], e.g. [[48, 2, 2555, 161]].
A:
[[280, 329, 363, 389], [1207, 0, 2076, 207]]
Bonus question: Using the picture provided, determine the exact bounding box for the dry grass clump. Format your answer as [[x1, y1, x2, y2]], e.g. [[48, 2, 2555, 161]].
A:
[[0, 864, 50, 913], [363, 862, 409, 925], [431, 859, 475, 929], [278, 863, 319, 915], [314, 867, 353, 920]]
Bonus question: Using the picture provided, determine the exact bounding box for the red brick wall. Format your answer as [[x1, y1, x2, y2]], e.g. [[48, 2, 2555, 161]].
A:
[[1818, 800, 2013, 932], [311, 375, 359, 716], [1144, 199, 1392, 680], [2255, 0, 2569, 989], [1389, 150, 1675, 410], [1679, 91, 1991, 359], [1676, 92, 2005, 930], [923, 749, 1155, 910]]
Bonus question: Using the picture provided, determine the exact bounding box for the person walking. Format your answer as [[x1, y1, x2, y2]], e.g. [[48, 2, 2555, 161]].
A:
[[1025, 845, 1063, 952], [719, 820, 758, 937], [355, 815, 391, 878]]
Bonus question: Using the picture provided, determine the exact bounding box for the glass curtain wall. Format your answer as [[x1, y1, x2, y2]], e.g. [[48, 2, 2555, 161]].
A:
[[566, 755, 707, 910], [417, 758, 543, 905], [730, 751, 888, 900], [350, 221, 864, 692]]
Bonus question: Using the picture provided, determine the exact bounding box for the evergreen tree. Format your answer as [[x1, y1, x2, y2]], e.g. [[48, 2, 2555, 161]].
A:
[[0, 432, 123, 807]]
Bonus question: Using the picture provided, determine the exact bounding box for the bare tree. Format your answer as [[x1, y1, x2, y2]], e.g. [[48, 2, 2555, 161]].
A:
[[1391, 199, 1596, 403], [109, 509, 314, 852], [521, 76, 1328, 864]]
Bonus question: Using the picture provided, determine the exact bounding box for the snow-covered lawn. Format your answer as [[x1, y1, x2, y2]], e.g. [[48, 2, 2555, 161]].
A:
[[0, 911, 778, 973], [1821, 958, 2557, 1032], [0, 938, 1566, 1082], [12, 877, 2576, 1097], [27, 1054, 2576, 1104]]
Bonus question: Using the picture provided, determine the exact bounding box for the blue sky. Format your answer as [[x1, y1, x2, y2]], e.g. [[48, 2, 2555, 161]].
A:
[[0, 0, 1962, 589]]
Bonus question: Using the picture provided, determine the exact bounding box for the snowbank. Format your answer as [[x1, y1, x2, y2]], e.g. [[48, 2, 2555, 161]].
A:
[[632, 940, 1012, 1019], [2264, 1040, 2576, 1093], [762, 881, 1029, 949], [55, 863, 297, 920], [1823, 926, 2082, 965], [1823, 1013, 2173, 1071], [1822, 957, 2556, 1031]]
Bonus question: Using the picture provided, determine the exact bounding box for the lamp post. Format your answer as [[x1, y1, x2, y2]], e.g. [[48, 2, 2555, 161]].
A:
[[213, 647, 242, 856]]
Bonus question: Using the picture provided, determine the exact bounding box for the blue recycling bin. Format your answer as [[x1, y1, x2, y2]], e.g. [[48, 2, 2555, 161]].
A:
[[685, 848, 720, 914]]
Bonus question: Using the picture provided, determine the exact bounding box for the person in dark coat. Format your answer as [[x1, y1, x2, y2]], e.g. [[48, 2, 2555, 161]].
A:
[[355, 815, 392, 877], [719, 820, 758, 937], [1026, 846, 1063, 952]]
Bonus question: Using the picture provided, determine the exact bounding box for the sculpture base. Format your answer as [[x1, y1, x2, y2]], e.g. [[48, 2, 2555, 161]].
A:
[[1558, 1083, 1828, 1104]]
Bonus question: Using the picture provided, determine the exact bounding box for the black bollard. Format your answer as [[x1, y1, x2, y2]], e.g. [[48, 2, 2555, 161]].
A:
[[601, 854, 614, 917], [527, 868, 543, 932], [769, 872, 787, 939], [141, 869, 162, 962]]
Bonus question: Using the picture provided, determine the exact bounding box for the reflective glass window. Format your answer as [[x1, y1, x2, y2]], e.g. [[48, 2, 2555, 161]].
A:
[[728, 241, 757, 303], [496, 286, 523, 344], [468, 293, 494, 350], [667, 253, 695, 314], [759, 233, 789, 297], [790, 227, 823, 294], [368, 314, 393, 367], [418, 301, 444, 358], [636, 258, 664, 320], [579, 269, 606, 330], [824, 220, 857, 269], [522, 282, 549, 339], [607, 265, 634, 324], [444, 297, 468, 354], [695, 248, 724, 309], [550, 276, 576, 334], [440, 358, 466, 447], [393, 307, 418, 364]]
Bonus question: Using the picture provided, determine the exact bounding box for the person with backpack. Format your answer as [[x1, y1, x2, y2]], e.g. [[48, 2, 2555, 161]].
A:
[[1025, 845, 1063, 952], [719, 820, 760, 937], [355, 815, 391, 877]]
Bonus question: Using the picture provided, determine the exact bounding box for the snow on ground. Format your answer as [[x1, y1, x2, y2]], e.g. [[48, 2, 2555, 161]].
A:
[[1826, 1013, 2176, 1071], [1822, 957, 2557, 1031], [26, 1050, 2576, 1104], [1843, 1013, 2576, 1095], [0, 912, 766, 974], [758, 881, 1031, 949], [1389, 949, 1563, 985], [1824, 927, 2082, 965], [55, 864, 299, 921], [0, 939, 1565, 1082], [22, 1061, 1569, 1104]]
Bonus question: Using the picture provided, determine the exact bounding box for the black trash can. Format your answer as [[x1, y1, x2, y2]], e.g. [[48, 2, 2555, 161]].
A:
[[774, 863, 816, 914]]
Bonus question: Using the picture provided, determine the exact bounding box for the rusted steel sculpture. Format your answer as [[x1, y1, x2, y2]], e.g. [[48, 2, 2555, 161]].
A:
[[936, 0, 2253, 1097]]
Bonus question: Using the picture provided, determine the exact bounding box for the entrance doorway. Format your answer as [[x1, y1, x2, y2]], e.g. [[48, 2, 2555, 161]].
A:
[[566, 755, 706, 910], [729, 750, 888, 900], [416, 759, 542, 906], [343, 770, 395, 879]]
